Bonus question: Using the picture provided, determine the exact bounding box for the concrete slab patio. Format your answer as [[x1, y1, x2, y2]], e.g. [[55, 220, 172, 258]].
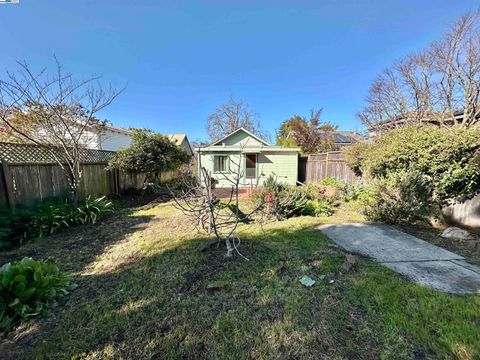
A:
[[317, 223, 480, 294]]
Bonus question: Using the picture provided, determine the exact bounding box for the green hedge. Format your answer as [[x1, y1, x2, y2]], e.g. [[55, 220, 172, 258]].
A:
[[345, 125, 480, 206]]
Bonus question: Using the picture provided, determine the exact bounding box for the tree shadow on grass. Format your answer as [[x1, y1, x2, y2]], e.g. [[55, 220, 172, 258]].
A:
[[3, 223, 479, 360], [0, 208, 155, 274], [7, 225, 395, 360]]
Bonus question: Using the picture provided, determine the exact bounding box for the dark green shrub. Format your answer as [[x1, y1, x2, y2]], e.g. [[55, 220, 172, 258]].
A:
[[345, 125, 480, 206], [107, 129, 191, 185], [0, 197, 113, 250], [0, 209, 34, 249], [257, 175, 308, 220], [0, 257, 76, 331], [344, 142, 370, 177], [304, 199, 333, 217], [361, 170, 436, 224], [29, 199, 76, 238]]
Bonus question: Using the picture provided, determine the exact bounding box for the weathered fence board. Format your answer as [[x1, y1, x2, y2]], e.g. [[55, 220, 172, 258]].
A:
[[0, 162, 182, 208], [300, 151, 360, 184], [0, 163, 9, 207], [0, 142, 183, 208]]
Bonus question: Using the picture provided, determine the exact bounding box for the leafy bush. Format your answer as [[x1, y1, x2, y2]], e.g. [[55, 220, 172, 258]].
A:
[[0, 257, 76, 331], [319, 177, 343, 188], [108, 129, 191, 185], [297, 183, 325, 200], [361, 170, 436, 224], [257, 175, 308, 220], [344, 142, 370, 177], [345, 125, 480, 206], [0, 209, 34, 249], [304, 199, 333, 217], [341, 184, 372, 202]]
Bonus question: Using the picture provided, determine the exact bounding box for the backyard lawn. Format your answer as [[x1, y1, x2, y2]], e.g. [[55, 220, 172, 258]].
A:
[[0, 199, 479, 359]]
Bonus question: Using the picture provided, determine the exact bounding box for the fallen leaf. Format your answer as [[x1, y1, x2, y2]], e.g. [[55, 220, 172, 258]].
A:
[[206, 281, 228, 291], [299, 275, 315, 287]]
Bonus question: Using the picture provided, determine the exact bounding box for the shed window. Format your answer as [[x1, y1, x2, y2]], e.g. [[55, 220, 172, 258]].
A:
[[214, 155, 228, 172]]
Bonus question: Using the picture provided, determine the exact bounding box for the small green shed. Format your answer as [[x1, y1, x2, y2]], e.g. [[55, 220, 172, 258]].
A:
[[196, 128, 300, 188]]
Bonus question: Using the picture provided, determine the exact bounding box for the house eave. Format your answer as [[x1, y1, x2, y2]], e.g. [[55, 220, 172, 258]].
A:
[[196, 146, 300, 153]]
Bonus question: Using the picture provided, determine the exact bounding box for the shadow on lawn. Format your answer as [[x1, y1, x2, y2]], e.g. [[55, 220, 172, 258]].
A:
[[3, 219, 479, 359], [0, 208, 155, 274], [10, 225, 392, 360]]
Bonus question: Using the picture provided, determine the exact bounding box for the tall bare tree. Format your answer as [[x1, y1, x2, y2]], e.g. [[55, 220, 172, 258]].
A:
[[360, 10, 480, 130], [0, 58, 123, 204], [206, 96, 268, 142]]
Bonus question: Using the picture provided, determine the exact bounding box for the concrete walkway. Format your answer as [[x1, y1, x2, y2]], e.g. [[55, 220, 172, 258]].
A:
[[317, 223, 480, 294]]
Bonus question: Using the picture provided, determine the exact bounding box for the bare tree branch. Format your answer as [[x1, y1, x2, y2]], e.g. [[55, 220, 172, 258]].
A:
[[0, 57, 124, 204]]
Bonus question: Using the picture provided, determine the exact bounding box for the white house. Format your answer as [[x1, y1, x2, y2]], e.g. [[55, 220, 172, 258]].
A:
[[93, 125, 133, 151], [85, 125, 193, 155]]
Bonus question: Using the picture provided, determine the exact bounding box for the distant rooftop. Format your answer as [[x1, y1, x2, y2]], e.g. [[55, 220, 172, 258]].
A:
[[167, 134, 187, 144]]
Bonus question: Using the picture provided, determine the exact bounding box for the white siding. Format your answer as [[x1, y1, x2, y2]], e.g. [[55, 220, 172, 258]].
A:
[[97, 130, 132, 151]]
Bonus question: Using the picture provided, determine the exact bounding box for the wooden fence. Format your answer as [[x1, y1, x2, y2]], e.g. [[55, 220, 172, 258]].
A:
[[299, 151, 361, 184], [0, 142, 181, 208]]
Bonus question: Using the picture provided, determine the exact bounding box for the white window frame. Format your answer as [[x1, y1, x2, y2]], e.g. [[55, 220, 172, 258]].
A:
[[213, 155, 229, 173]]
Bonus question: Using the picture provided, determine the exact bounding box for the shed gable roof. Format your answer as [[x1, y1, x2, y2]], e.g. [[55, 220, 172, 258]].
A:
[[211, 127, 270, 146]]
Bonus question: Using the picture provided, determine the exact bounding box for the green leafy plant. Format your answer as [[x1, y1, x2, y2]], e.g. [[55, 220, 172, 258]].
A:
[[76, 196, 113, 224], [304, 199, 333, 217], [341, 184, 372, 202], [29, 199, 75, 238], [0, 257, 76, 332], [28, 196, 113, 239], [108, 129, 191, 186], [298, 183, 326, 200], [319, 177, 343, 188]]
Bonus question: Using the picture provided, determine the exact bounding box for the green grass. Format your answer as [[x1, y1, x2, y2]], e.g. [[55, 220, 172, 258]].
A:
[[0, 200, 479, 359]]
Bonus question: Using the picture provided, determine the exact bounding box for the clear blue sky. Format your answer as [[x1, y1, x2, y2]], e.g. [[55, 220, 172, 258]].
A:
[[0, 1, 478, 140]]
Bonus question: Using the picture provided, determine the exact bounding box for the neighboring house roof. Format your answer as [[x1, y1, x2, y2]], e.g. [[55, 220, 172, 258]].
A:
[[211, 127, 270, 146], [167, 134, 186, 144], [102, 124, 132, 135], [167, 134, 193, 155], [367, 110, 476, 133], [315, 131, 361, 145]]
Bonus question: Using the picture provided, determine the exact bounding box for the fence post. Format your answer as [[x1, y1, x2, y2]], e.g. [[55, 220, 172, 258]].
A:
[[1, 161, 15, 209]]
